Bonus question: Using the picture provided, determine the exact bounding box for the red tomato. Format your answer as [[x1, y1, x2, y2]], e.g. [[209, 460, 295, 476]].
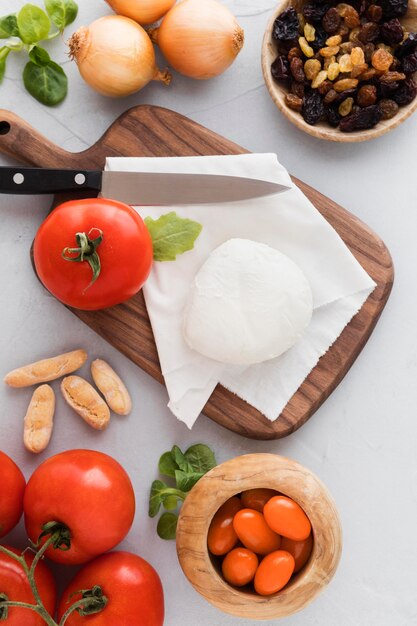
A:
[[264, 496, 311, 541], [280, 534, 313, 573], [0, 452, 25, 538], [0, 545, 57, 624], [221, 547, 258, 587], [207, 496, 242, 556], [240, 489, 279, 513], [233, 509, 281, 556], [33, 198, 153, 310], [24, 450, 135, 565], [57, 551, 164, 626], [254, 550, 295, 596]]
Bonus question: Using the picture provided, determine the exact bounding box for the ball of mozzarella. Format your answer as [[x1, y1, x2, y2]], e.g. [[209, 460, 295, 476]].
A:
[[183, 239, 313, 365]]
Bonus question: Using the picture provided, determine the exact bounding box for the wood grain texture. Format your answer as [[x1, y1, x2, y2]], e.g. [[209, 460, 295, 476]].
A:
[[0, 105, 394, 439], [176, 453, 342, 620], [262, 0, 417, 142]]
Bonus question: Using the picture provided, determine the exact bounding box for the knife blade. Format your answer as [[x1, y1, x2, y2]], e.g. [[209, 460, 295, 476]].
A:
[[0, 167, 289, 205]]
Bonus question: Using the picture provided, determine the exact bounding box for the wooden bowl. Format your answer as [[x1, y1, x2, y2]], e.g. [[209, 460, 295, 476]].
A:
[[261, 0, 417, 142], [176, 453, 342, 620]]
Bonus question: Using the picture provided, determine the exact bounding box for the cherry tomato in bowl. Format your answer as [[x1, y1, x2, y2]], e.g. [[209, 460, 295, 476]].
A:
[[23, 449, 135, 565], [0, 451, 25, 538], [57, 551, 164, 626], [254, 550, 295, 596], [264, 496, 311, 541], [281, 534, 313, 573], [0, 546, 57, 625], [207, 496, 242, 556], [222, 548, 258, 587], [241, 489, 279, 513], [33, 198, 153, 310], [233, 509, 281, 556]]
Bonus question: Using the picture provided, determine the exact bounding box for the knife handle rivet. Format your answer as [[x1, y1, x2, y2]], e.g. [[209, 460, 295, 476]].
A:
[[74, 173, 86, 185], [13, 173, 24, 185]]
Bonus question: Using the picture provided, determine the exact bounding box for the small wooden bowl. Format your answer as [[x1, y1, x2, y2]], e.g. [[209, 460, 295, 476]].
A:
[[261, 0, 417, 142], [176, 453, 342, 620]]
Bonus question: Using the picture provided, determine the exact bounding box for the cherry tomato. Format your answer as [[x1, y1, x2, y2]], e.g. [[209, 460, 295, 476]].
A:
[[264, 496, 311, 541], [233, 509, 281, 555], [280, 534, 313, 573], [221, 547, 258, 587], [57, 551, 164, 626], [24, 450, 135, 565], [0, 451, 25, 538], [240, 489, 279, 513], [254, 550, 295, 596], [207, 496, 242, 556], [0, 545, 57, 625], [33, 198, 153, 310]]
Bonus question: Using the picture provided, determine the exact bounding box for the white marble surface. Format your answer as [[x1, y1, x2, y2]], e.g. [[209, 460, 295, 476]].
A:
[[0, 1, 416, 625]]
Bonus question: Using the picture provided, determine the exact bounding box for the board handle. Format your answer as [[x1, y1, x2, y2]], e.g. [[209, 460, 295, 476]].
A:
[[0, 109, 78, 168]]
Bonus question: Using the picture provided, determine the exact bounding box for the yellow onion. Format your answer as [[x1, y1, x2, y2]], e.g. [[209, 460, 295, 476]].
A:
[[105, 0, 177, 25], [150, 0, 244, 80], [69, 15, 171, 97]]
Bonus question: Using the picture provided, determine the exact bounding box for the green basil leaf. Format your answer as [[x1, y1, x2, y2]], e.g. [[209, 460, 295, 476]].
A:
[[163, 495, 178, 511], [171, 445, 194, 474], [185, 444, 217, 474], [44, 0, 78, 31], [149, 480, 167, 518], [158, 451, 178, 478], [23, 60, 67, 106], [17, 4, 50, 44], [29, 45, 51, 66], [174, 469, 204, 492], [144, 212, 202, 262], [157, 512, 178, 540], [0, 47, 10, 83], [0, 15, 19, 38]]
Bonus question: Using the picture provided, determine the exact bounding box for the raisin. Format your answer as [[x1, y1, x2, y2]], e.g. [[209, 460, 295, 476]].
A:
[[339, 53, 354, 72], [340, 41, 355, 54], [378, 79, 399, 97], [351, 62, 369, 77], [366, 4, 383, 20], [318, 78, 334, 93], [358, 22, 380, 43], [303, 3, 331, 24], [324, 88, 339, 103], [402, 52, 417, 73], [273, 8, 300, 42], [343, 6, 361, 28], [304, 23, 316, 42], [339, 104, 382, 130], [378, 98, 399, 117], [380, 18, 404, 45], [382, 70, 406, 81], [357, 83, 378, 105], [328, 62, 341, 79], [326, 105, 342, 126], [304, 58, 322, 80], [291, 80, 305, 98], [311, 29, 328, 53], [392, 76, 417, 104], [285, 93, 304, 111], [338, 96, 355, 115], [302, 90, 325, 124], [378, 0, 408, 19], [334, 77, 359, 91], [333, 87, 358, 103], [271, 55, 290, 81], [364, 43, 375, 63], [395, 32, 417, 59], [359, 67, 378, 80], [290, 57, 306, 82], [372, 48, 394, 70], [322, 8, 342, 34], [288, 46, 303, 60], [351, 46, 366, 65], [319, 45, 341, 56]]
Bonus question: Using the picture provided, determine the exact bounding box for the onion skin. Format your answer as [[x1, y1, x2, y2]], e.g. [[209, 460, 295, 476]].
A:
[[105, 0, 177, 25], [69, 15, 171, 97], [152, 0, 244, 80]]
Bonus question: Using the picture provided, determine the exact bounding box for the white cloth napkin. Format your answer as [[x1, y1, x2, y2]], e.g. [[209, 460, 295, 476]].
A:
[[105, 154, 376, 428]]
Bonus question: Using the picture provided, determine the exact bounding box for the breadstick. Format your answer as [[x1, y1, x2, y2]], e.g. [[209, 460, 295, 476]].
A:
[[4, 349, 88, 388], [24, 384, 55, 453], [61, 375, 110, 430], [91, 359, 132, 416]]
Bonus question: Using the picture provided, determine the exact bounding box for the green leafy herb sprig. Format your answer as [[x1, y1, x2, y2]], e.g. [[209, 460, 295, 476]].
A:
[[145, 212, 203, 262], [149, 444, 216, 540], [0, 1, 78, 106]]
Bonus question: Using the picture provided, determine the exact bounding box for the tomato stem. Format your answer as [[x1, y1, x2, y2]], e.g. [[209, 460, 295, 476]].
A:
[[62, 228, 104, 292], [59, 586, 108, 625]]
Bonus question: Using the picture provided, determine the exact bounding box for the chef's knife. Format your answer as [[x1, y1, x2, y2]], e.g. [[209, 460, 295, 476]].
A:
[[0, 167, 289, 205]]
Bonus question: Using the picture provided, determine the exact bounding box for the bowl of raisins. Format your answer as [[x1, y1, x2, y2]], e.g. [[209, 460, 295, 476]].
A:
[[262, 0, 417, 140]]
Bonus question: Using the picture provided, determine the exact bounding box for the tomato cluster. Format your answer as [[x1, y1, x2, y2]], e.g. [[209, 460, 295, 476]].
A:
[[0, 449, 164, 626], [207, 488, 313, 596]]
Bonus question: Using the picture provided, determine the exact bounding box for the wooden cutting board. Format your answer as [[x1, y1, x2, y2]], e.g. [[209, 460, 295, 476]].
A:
[[0, 105, 394, 440]]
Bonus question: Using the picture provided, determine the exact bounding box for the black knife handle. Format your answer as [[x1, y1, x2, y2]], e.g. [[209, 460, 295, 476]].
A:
[[0, 167, 102, 195]]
